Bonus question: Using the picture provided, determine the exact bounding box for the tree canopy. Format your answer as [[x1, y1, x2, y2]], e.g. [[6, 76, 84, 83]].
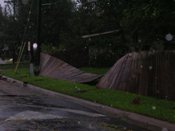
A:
[[1, 0, 175, 66]]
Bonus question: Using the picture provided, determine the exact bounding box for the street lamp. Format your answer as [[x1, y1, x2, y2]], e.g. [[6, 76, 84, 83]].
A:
[[34, 0, 41, 76], [33, 43, 38, 50], [21, 0, 34, 76], [22, 0, 41, 76]]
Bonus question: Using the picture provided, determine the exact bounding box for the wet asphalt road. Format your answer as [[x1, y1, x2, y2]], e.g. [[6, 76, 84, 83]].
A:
[[0, 80, 150, 131]]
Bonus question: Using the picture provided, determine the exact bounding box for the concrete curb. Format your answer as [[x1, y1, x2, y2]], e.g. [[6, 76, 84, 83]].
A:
[[2, 75, 175, 131]]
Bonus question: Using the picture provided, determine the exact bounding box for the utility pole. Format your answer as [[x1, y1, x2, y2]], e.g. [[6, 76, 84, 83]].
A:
[[34, 0, 41, 75]]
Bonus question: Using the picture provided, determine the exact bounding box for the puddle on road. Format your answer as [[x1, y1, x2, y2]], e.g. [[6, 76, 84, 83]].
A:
[[5, 111, 63, 121]]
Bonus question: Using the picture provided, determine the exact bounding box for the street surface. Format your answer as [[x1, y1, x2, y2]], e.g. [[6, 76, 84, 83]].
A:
[[0, 79, 149, 131]]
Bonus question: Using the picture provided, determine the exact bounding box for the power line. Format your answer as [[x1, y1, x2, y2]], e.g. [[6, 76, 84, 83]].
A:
[[82, 29, 120, 38]]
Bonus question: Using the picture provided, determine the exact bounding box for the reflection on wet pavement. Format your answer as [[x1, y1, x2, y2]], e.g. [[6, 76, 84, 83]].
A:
[[0, 80, 150, 131]]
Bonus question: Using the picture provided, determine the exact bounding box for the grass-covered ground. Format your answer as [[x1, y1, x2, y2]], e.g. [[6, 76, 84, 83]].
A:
[[1, 65, 175, 123], [80, 67, 109, 74]]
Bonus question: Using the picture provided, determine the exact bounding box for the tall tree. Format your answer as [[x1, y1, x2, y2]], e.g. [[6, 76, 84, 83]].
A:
[[121, 0, 175, 50]]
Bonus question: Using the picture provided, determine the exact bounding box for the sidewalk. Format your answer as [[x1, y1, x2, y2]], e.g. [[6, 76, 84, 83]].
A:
[[2, 75, 175, 131]]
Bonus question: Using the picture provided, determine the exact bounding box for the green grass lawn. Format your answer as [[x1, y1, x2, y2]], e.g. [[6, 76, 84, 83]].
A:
[[80, 67, 109, 74], [1, 65, 175, 123]]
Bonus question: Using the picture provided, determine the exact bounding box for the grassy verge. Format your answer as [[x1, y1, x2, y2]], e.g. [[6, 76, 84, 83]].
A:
[[1, 66, 175, 123], [80, 67, 109, 74]]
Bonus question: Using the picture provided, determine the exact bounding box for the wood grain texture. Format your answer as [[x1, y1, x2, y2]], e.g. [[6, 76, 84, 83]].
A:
[[97, 51, 175, 100], [40, 53, 101, 83]]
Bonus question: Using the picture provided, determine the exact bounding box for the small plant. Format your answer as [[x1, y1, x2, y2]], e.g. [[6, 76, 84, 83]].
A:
[[131, 97, 141, 105]]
